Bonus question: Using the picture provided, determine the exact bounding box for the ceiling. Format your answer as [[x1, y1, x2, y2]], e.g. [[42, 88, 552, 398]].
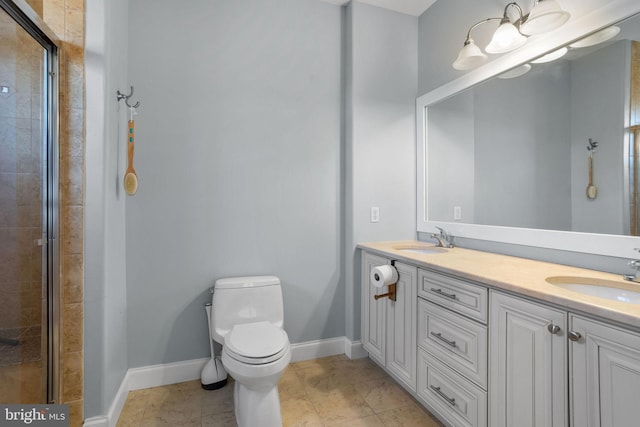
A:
[[323, 0, 438, 17]]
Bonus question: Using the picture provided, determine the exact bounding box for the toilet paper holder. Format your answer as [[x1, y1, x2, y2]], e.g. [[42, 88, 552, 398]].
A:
[[371, 262, 399, 301], [374, 283, 396, 301]]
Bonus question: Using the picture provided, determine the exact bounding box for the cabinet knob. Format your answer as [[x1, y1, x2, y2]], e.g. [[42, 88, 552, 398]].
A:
[[547, 324, 561, 334], [568, 331, 582, 342]]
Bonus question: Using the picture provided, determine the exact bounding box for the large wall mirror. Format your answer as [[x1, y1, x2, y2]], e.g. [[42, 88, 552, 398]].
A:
[[417, 1, 640, 259]]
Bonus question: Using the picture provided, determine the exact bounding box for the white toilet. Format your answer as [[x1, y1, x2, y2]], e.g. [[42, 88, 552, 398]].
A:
[[211, 276, 291, 427]]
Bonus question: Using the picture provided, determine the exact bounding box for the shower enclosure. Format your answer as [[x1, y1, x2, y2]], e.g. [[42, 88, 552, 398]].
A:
[[0, 0, 58, 404]]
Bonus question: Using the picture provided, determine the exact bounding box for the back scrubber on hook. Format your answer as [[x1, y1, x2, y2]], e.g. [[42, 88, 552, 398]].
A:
[[117, 86, 141, 195]]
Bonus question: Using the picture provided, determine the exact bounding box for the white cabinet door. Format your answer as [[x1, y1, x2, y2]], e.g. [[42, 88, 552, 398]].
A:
[[489, 291, 567, 427], [570, 315, 640, 427], [361, 252, 389, 365], [386, 262, 417, 390]]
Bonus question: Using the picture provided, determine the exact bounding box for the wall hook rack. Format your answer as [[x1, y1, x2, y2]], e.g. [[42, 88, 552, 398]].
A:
[[587, 138, 599, 152], [116, 86, 140, 108]]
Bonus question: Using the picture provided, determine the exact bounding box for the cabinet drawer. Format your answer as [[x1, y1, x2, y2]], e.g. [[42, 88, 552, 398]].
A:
[[418, 270, 488, 323], [418, 349, 487, 427], [418, 299, 487, 388]]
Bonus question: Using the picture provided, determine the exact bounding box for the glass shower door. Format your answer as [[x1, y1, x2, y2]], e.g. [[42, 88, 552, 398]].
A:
[[0, 1, 56, 404]]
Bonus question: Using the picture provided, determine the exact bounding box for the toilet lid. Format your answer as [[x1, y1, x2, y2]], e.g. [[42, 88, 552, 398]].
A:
[[224, 321, 289, 364]]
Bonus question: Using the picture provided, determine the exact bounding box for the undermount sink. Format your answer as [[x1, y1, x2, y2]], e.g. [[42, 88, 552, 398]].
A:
[[392, 244, 447, 254], [546, 276, 640, 304]]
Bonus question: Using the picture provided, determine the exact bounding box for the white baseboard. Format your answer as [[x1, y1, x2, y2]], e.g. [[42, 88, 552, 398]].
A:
[[82, 370, 130, 427], [127, 357, 210, 391], [84, 336, 368, 427], [344, 338, 368, 359], [82, 416, 108, 427], [289, 337, 345, 362]]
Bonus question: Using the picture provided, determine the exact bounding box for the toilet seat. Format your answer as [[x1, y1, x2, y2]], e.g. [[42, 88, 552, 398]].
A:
[[224, 321, 289, 365]]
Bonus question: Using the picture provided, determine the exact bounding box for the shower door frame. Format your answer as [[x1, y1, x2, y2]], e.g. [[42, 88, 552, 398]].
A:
[[0, 0, 60, 404]]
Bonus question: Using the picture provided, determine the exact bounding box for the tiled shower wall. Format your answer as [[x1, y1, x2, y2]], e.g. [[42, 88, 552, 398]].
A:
[[633, 41, 639, 126]]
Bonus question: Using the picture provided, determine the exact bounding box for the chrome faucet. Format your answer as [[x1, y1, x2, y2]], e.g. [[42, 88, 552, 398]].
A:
[[431, 227, 454, 248], [624, 248, 640, 283]]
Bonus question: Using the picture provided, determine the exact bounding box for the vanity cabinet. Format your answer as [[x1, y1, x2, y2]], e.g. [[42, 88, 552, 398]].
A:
[[489, 291, 567, 427], [360, 248, 640, 427], [361, 252, 417, 390], [417, 269, 488, 427], [569, 315, 640, 427]]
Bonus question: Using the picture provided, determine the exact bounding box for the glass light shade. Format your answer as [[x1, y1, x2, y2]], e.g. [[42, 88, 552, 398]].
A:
[[498, 63, 532, 79], [520, 0, 570, 35], [485, 21, 528, 54], [453, 40, 488, 70], [530, 47, 568, 63], [569, 26, 620, 48]]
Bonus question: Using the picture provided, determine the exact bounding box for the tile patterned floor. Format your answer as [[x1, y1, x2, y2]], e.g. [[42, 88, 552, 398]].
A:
[[116, 355, 444, 426]]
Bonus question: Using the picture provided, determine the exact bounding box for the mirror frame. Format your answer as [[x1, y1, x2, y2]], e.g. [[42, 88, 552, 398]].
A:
[[417, 0, 640, 259]]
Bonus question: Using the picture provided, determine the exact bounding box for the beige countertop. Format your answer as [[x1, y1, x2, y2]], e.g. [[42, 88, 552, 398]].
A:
[[358, 240, 640, 329]]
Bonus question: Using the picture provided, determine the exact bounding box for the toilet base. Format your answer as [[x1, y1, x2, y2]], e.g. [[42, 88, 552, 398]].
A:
[[234, 381, 282, 427]]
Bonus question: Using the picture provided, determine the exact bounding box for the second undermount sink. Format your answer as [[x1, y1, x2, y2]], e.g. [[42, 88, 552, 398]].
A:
[[546, 276, 640, 304], [392, 244, 448, 254]]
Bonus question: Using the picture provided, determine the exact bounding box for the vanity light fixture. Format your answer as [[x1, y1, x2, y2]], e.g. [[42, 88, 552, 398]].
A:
[[520, 0, 570, 35], [486, 4, 528, 54], [452, 21, 490, 71], [453, 0, 570, 71]]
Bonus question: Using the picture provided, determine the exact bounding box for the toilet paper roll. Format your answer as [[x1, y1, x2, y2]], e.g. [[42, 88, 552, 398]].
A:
[[370, 265, 398, 288]]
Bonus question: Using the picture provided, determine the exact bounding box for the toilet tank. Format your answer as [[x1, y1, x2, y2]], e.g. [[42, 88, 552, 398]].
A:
[[211, 275, 284, 343]]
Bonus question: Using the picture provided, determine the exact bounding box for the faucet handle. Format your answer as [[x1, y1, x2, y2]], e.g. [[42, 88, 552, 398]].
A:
[[435, 226, 448, 237], [433, 226, 454, 248], [630, 260, 640, 270]]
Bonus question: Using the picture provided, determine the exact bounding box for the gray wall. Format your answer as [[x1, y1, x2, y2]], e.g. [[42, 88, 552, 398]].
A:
[[126, 0, 344, 367], [85, 0, 129, 418], [124, 0, 418, 366], [344, 2, 418, 341], [570, 40, 627, 234]]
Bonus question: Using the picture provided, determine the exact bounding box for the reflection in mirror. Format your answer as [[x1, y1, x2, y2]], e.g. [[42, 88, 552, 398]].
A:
[[427, 12, 640, 237], [631, 42, 640, 234]]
